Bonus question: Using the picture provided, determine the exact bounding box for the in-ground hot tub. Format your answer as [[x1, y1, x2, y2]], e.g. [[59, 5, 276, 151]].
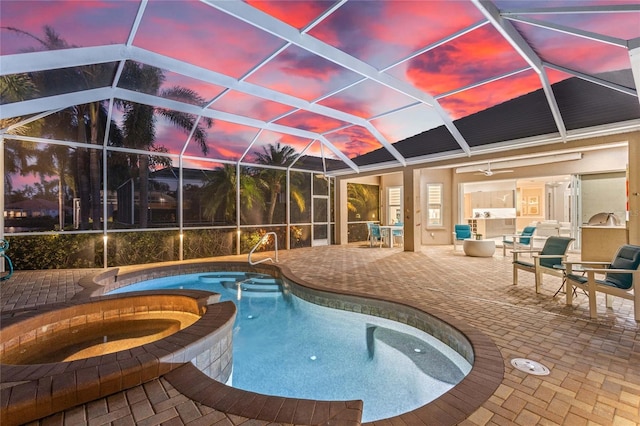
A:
[[0, 291, 236, 426], [2, 309, 200, 364]]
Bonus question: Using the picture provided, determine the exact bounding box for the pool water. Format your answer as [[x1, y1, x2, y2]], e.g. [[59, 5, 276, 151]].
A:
[[109, 272, 471, 422]]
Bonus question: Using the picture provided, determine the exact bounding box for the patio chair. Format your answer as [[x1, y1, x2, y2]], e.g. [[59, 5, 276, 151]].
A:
[[513, 236, 574, 293], [369, 223, 383, 248], [564, 244, 640, 322], [366, 221, 374, 241], [452, 224, 472, 251], [392, 222, 404, 246], [502, 226, 536, 256]]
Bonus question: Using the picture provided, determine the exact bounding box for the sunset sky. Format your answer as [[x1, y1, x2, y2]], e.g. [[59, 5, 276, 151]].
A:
[[2, 0, 638, 166]]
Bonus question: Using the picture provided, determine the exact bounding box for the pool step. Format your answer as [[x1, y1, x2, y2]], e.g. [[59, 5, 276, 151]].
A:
[[240, 278, 281, 293], [198, 273, 282, 295], [366, 325, 465, 384], [199, 272, 249, 284]]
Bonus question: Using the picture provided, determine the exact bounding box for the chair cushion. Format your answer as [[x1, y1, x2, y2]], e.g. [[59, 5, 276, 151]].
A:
[[518, 226, 536, 245], [606, 245, 640, 289], [538, 237, 573, 268], [454, 224, 471, 239], [567, 274, 588, 284]]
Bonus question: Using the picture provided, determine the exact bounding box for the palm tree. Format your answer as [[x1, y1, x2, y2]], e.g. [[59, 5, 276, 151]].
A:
[[118, 62, 213, 228], [254, 143, 300, 224], [0, 73, 40, 194], [289, 171, 310, 223], [347, 183, 379, 221], [3, 26, 113, 229], [27, 144, 74, 230], [201, 164, 264, 224]]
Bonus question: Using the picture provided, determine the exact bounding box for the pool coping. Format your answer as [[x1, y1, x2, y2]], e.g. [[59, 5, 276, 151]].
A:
[[0, 290, 236, 426], [78, 260, 503, 425]]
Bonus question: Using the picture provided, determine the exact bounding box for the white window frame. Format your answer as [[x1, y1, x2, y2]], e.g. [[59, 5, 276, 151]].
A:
[[387, 186, 402, 225], [426, 183, 443, 227]]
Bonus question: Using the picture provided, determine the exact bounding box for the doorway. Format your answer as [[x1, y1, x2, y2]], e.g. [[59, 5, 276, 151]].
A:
[[460, 175, 574, 243], [312, 175, 330, 246]]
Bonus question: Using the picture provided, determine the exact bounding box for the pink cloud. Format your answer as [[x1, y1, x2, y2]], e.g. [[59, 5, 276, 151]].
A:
[[209, 91, 294, 122], [184, 120, 259, 160], [274, 111, 349, 133], [153, 120, 192, 154], [246, 45, 362, 101], [526, 29, 632, 76], [134, 1, 285, 79], [243, 131, 315, 162], [319, 79, 416, 119], [525, 11, 640, 40], [308, 1, 484, 69], [1, 0, 136, 55], [398, 25, 529, 97], [161, 72, 226, 105], [325, 126, 381, 158], [244, 1, 331, 30], [439, 70, 541, 119]]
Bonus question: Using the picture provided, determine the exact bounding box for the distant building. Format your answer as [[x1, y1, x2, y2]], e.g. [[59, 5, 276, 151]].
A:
[[4, 198, 64, 219]]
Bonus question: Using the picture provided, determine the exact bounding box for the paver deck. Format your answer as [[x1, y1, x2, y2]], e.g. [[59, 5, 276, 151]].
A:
[[1, 244, 639, 425]]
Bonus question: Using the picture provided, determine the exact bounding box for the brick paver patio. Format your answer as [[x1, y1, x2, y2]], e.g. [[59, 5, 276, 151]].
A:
[[1, 244, 639, 425]]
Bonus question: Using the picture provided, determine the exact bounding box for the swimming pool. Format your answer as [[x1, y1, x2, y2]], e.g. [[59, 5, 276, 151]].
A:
[[109, 271, 471, 422]]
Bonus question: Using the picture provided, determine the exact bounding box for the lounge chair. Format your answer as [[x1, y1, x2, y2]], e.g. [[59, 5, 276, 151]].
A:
[[512, 236, 574, 293], [452, 224, 472, 251], [502, 226, 536, 256], [564, 244, 640, 321]]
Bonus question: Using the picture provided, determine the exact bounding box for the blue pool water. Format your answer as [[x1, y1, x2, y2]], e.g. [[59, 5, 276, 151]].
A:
[[109, 272, 471, 421]]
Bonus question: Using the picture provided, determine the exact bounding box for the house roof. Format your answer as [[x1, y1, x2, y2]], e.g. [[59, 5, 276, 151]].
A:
[[1, 1, 639, 175], [354, 72, 640, 167]]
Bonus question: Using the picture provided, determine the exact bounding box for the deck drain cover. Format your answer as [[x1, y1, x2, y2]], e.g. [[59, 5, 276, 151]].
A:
[[511, 358, 550, 375]]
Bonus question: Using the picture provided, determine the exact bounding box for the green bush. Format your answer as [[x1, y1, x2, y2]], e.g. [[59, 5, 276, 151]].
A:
[[183, 229, 234, 259], [239, 227, 285, 253], [107, 232, 179, 266], [7, 234, 102, 269], [6, 227, 307, 269]]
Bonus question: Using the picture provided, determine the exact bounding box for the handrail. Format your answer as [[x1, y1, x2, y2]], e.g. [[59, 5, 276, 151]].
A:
[[248, 232, 278, 265]]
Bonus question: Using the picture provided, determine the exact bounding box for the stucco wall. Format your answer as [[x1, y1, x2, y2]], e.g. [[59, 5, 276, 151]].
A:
[[335, 131, 639, 249]]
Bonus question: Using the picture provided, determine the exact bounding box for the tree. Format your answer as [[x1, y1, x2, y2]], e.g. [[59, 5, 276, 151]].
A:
[[26, 144, 74, 230], [254, 143, 300, 224], [201, 164, 264, 224], [347, 183, 379, 222], [0, 72, 40, 195], [118, 62, 213, 228], [2, 26, 114, 229]]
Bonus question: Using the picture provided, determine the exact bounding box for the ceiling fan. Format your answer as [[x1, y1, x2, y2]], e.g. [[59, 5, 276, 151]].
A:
[[474, 163, 514, 177]]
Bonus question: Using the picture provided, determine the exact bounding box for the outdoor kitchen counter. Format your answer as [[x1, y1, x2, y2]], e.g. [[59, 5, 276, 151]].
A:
[[581, 225, 628, 262]]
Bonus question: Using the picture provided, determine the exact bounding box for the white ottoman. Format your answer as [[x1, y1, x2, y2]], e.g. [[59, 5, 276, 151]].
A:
[[463, 239, 496, 257]]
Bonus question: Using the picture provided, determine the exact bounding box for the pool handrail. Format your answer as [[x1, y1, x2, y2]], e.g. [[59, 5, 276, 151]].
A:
[[248, 232, 278, 265]]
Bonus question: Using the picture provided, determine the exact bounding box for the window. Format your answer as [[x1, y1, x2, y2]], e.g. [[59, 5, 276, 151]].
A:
[[388, 186, 402, 225], [426, 183, 443, 227]]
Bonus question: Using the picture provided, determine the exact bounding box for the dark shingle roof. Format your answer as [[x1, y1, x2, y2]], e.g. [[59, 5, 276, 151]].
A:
[[352, 75, 640, 168]]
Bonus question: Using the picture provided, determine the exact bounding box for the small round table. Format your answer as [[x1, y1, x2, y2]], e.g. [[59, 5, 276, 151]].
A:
[[462, 239, 496, 257]]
